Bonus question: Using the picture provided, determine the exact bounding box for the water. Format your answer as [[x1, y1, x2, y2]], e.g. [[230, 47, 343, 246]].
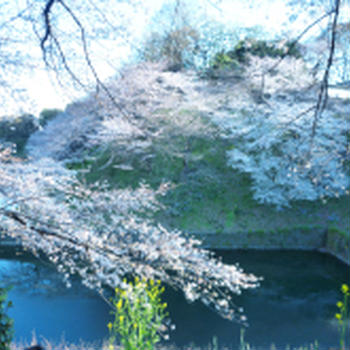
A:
[[165, 250, 350, 349], [0, 247, 109, 346], [0, 246, 349, 349]]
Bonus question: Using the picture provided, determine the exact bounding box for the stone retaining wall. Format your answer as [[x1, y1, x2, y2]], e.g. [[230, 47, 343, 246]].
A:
[[0, 236, 19, 247], [189, 226, 350, 265], [323, 228, 350, 265]]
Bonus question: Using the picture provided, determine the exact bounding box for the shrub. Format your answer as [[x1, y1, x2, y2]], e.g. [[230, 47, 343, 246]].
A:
[[0, 114, 38, 153], [0, 287, 13, 350], [210, 38, 302, 71], [39, 109, 62, 127], [107, 277, 170, 350], [210, 51, 241, 70]]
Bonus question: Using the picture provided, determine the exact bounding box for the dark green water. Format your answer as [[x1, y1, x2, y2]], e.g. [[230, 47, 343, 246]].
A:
[[0, 246, 349, 349]]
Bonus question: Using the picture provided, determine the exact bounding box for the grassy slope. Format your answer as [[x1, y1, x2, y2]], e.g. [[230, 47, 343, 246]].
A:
[[67, 107, 350, 240]]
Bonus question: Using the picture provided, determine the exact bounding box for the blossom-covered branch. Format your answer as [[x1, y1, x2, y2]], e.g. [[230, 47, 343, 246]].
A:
[[0, 146, 260, 324]]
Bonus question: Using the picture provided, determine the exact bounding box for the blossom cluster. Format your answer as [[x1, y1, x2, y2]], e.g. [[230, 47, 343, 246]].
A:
[[0, 145, 260, 323], [223, 105, 349, 207], [209, 54, 349, 207]]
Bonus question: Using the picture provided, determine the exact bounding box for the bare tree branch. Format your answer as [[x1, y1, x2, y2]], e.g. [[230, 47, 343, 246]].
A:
[[311, 0, 341, 141], [41, 0, 57, 61], [254, 8, 337, 104], [267, 9, 336, 75], [58, 0, 130, 118]]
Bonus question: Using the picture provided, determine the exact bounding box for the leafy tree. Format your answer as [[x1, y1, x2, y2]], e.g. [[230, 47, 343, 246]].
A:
[[0, 287, 13, 350]]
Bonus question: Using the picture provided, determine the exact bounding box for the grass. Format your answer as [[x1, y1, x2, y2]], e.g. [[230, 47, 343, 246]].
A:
[[62, 100, 350, 265], [9, 336, 333, 350], [66, 111, 350, 240], [10, 335, 327, 350]]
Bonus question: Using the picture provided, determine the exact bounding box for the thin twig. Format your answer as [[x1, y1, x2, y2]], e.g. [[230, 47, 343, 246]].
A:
[[257, 9, 336, 100], [267, 9, 336, 75], [58, 0, 130, 119]]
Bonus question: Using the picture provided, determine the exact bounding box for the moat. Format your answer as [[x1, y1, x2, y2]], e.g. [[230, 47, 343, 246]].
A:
[[1, 246, 348, 349]]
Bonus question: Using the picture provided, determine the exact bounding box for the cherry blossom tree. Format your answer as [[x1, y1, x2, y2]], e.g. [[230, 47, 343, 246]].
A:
[[0, 1, 348, 330], [0, 145, 260, 324], [223, 90, 349, 207], [1, 4, 261, 326], [213, 0, 349, 208]]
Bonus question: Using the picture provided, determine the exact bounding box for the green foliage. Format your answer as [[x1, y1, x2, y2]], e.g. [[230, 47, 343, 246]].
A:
[[210, 52, 240, 70], [0, 114, 37, 154], [68, 125, 349, 237], [39, 108, 62, 127], [239, 328, 249, 350], [0, 287, 13, 350], [210, 38, 302, 71], [284, 41, 302, 59], [108, 277, 169, 350], [335, 284, 350, 350]]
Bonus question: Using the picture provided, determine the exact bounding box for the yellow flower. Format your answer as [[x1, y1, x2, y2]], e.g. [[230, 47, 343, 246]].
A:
[[150, 279, 154, 286], [335, 313, 342, 320], [107, 322, 113, 330], [341, 284, 349, 294], [119, 315, 124, 323], [337, 301, 344, 308], [117, 299, 123, 310], [109, 344, 114, 350], [162, 302, 167, 308], [133, 323, 138, 329], [134, 276, 140, 283]]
